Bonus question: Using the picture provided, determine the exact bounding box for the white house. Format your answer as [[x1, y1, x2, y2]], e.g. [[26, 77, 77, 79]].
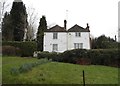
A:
[[118, 28, 120, 42], [43, 20, 91, 52]]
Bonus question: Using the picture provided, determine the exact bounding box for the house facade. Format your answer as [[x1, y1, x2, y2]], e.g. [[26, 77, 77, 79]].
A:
[[43, 20, 91, 52], [118, 28, 120, 42]]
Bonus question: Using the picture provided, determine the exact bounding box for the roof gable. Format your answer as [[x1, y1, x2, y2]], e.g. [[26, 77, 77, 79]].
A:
[[45, 25, 66, 32], [68, 24, 90, 32]]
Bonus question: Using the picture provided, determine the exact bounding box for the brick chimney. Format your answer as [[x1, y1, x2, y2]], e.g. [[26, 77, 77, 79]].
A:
[[115, 35, 117, 42], [64, 20, 67, 30], [86, 23, 90, 31]]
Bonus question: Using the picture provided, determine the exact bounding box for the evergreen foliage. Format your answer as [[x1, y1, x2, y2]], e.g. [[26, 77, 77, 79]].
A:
[[2, 41, 37, 57], [2, 12, 13, 41], [37, 16, 47, 51], [10, 1, 28, 41], [91, 35, 118, 49]]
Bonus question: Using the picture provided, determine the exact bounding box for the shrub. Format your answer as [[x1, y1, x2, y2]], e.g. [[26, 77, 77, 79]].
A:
[[37, 51, 49, 59], [10, 68, 20, 75], [37, 51, 59, 61], [87, 49, 119, 67], [10, 58, 52, 75], [37, 49, 119, 67], [2, 45, 21, 56], [2, 41, 37, 57], [19, 63, 33, 73], [59, 49, 88, 64]]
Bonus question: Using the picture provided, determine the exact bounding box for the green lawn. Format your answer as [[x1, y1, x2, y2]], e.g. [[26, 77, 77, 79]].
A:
[[2, 56, 118, 84]]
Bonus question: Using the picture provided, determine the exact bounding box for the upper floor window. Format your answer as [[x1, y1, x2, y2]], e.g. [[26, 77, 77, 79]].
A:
[[75, 32, 81, 37], [74, 43, 83, 49], [53, 32, 58, 39]]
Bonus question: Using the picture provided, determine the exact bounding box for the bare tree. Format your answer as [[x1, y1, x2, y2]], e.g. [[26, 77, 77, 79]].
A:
[[0, 0, 10, 31], [25, 7, 38, 41]]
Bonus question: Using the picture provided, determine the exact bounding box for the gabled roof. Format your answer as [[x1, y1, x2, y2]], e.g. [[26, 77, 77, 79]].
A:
[[68, 24, 90, 32], [45, 25, 66, 32]]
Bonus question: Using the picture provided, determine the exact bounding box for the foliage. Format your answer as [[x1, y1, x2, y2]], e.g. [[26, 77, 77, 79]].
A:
[[91, 35, 118, 49], [60, 49, 88, 63], [10, 68, 20, 75], [10, 58, 51, 75], [2, 41, 37, 57], [87, 49, 118, 66], [37, 51, 58, 60], [2, 45, 21, 56], [37, 49, 119, 67], [37, 16, 47, 51], [10, 1, 28, 41], [2, 12, 13, 41]]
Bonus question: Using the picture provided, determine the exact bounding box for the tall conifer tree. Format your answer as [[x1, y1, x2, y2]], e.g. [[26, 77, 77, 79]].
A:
[[37, 16, 47, 51], [2, 12, 13, 41], [10, 0, 28, 41]]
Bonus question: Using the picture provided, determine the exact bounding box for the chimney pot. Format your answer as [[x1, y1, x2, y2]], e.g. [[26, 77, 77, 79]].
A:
[[64, 20, 67, 30]]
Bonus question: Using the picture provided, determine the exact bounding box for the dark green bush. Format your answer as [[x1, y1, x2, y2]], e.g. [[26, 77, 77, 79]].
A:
[[37, 51, 49, 59], [37, 51, 59, 61], [87, 49, 118, 67], [59, 49, 88, 64], [2, 45, 21, 56], [37, 49, 119, 67], [2, 41, 37, 57]]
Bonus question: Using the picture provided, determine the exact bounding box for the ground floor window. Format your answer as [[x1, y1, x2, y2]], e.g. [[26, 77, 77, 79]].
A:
[[74, 43, 83, 49], [52, 44, 58, 52]]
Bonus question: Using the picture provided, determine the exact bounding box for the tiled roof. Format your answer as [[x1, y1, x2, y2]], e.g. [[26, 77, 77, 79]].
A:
[[45, 25, 66, 32], [68, 24, 90, 32], [45, 24, 90, 32]]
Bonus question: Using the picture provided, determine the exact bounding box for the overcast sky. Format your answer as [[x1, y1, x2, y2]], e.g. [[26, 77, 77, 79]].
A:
[[5, 0, 119, 40]]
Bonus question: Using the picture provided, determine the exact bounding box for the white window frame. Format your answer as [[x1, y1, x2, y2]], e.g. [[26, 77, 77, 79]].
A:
[[74, 43, 83, 49], [75, 32, 81, 37], [53, 32, 58, 39], [52, 44, 58, 52]]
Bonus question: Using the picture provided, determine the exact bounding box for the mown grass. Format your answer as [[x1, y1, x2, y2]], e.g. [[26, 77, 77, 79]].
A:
[[2, 56, 118, 84]]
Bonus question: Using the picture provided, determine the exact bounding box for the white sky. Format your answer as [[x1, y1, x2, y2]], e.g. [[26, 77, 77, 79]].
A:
[[5, 0, 120, 40]]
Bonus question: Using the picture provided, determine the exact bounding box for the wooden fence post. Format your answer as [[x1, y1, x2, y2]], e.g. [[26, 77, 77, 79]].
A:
[[83, 70, 85, 86]]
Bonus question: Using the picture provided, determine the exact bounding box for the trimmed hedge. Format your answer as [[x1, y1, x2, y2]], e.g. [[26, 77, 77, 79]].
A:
[[2, 45, 21, 56], [37, 49, 119, 67], [87, 49, 118, 66], [37, 51, 59, 61], [2, 41, 37, 57]]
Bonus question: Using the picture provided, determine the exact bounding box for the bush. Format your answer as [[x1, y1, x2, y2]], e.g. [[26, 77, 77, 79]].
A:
[[2, 45, 21, 56], [2, 41, 37, 57], [10, 58, 52, 75], [37, 51, 49, 59], [37, 51, 59, 61], [59, 49, 88, 64], [38, 49, 119, 67], [19, 63, 33, 73], [87, 49, 118, 67], [10, 68, 20, 75]]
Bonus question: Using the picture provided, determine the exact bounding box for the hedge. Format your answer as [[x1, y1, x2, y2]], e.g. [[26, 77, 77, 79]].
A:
[[37, 49, 119, 67], [2, 41, 37, 57], [2, 45, 21, 56], [87, 49, 119, 66]]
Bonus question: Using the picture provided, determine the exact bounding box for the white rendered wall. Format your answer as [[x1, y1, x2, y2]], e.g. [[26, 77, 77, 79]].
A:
[[118, 28, 120, 42], [68, 32, 90, 50], [44, 32, 90, 52], [44, 32, 67, 52]]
